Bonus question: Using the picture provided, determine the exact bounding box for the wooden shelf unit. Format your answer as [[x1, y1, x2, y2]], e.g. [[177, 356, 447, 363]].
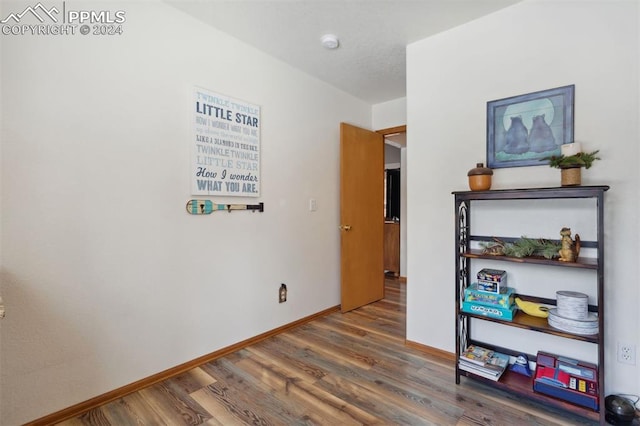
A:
[[453, 185, 608, 424]]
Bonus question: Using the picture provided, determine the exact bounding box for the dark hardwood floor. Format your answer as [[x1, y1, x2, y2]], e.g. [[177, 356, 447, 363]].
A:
[[59, 279, 596, 425]]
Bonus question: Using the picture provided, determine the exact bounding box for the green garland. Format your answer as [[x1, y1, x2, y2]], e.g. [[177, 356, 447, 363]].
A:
[[542, 150, 600, 169], [481, 237, 561, 259]]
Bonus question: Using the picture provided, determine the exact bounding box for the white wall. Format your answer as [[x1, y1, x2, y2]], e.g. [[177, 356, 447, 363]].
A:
[[0, 1, 371, 424], [371, 98, 407, 130], [384, 144, 401, 166], [407, 0, 639, 398], [373, 97, 406, 131]]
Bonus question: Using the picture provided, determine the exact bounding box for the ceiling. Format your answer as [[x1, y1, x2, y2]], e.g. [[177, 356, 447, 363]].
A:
[[166, 0, 521, 104]]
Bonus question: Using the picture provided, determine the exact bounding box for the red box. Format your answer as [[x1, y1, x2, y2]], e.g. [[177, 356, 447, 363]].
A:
[[533, 351, 599, 411]]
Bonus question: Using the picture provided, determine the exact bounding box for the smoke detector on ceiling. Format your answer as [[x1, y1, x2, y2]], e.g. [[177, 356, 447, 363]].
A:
[[320, 34, 339, 49]]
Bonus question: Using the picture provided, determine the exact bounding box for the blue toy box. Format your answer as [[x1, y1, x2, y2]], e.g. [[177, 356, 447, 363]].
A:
[[462, 301, 516, 321], [464, 284, 515, 308]]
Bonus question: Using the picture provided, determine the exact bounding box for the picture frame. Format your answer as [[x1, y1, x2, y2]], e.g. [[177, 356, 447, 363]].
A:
[[487, 85, 574, 168]]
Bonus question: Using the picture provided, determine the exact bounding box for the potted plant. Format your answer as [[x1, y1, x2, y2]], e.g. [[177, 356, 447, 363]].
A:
[[543, 150, 600, 186]]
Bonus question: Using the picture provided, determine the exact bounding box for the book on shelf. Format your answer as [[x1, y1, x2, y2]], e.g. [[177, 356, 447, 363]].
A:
[[459, 361, 502, 381], [459, 356, 506, 376], [459, 346, 510, 381], [484, 351, 510, 370], [459, 345, 493, 366]]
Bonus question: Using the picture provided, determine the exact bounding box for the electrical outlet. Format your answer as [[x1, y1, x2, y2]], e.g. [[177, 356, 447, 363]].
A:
[[279, 284, 287, 303], [617, 342, 636, 365]]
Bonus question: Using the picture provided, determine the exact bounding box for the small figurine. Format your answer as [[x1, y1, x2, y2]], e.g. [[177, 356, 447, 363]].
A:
[[558, 227, 580, 262], [480, 237, 505, 256], [510, 354, 532, 377], [482, 243, 505, 256]]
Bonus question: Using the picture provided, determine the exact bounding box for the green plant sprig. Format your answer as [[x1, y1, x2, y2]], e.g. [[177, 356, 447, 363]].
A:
[[542, 150, 601, 169], [480, 236, 562, 259]]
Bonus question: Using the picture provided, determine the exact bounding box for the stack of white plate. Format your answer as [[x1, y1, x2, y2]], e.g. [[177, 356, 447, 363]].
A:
[[548, 308, 598, 335]]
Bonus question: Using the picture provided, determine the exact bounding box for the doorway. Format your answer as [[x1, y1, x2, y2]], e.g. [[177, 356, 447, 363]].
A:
[[380, 126, 406, 283], [339, 124, 406, 314], [380, 126, 407, 339]]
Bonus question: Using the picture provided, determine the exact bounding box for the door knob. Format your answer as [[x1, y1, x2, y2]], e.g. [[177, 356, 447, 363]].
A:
[[339, 225, 352, 231]]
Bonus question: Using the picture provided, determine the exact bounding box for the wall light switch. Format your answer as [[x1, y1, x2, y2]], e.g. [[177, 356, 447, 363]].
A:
[[309, 198, 317, 212]]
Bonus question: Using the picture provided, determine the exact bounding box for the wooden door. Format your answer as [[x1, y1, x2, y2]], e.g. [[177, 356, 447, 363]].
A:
[[340, 123, 384, 312]]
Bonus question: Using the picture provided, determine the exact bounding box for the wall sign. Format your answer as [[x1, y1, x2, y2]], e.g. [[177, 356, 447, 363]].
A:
[[192, 87, 261, 197]]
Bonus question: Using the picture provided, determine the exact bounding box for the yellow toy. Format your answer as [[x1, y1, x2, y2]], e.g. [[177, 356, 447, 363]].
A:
[[515, 297, 549, 318]]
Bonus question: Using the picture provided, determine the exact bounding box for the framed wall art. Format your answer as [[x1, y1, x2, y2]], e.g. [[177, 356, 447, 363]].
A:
[[192, 87, 261, 197], [487, 85, 574, 168]]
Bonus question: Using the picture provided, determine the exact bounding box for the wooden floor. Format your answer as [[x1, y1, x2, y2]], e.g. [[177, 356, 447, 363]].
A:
[[59, 279, 596, 425]]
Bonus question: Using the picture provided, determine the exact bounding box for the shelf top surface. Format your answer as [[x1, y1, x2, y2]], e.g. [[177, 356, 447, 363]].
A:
[[461, 310, 599, 343], [458, 369, 600, 421], [463, 249, 598, 269], [453, 185, 609, 200]]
